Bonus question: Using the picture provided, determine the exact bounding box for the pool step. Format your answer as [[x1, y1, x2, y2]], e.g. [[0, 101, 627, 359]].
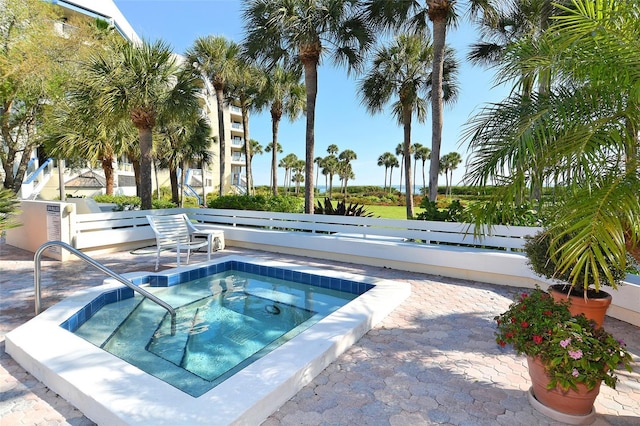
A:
[[74, 296, 142, 347]]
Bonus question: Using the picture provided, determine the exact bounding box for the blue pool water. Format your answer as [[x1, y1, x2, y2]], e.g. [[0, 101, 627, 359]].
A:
[[69, 263, 363, 397]]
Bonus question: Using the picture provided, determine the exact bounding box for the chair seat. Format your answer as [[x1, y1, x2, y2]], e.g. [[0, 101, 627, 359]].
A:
[[146, 214, 218, 270]]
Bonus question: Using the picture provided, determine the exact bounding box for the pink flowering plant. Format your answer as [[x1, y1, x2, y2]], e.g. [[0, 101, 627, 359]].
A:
[[495, 287, 633, 391]]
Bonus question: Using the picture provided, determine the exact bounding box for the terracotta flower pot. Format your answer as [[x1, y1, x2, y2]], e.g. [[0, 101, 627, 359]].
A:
[[548, 284, 612, 328], [527, 356, 601, 416]]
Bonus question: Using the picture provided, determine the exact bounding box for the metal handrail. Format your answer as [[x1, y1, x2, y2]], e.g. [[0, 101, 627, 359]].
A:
[[34, 241, 176, 335]]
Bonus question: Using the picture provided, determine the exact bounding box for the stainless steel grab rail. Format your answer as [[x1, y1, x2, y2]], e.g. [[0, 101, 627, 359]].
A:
[[34, 241, 176, 335]]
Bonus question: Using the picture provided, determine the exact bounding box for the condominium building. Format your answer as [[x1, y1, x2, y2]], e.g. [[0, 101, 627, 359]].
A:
[[24, 0, 247, 200]]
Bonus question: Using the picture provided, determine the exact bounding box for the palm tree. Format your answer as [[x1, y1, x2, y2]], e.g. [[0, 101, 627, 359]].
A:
[[359, 33, 458, 218], [247, 139, 263, 193], [327, 144, 339, 156], [256, 65, 306, 196], [265, 141, 283, 191], [78, 39, 199, 209], [338, 149, 357, 193], [243, 0, 374, 213], [395, 142, 404, 193], [227, 59, 265, 196], [156, 116, 213, 206], [314, 156, 324, 192], [388, 155, 399, 193], [42, 94, 135, 196], [187, 35, 240, 196], [468, 1, 565, 203], [338, 161, 355, 194], [377, 151, 396, 191], [279, 153, 299, 192], [416, 144, 431, 194], [439, 151, 460, 198], [412, 143, 424, 194], [464, 0, 640, 287], [321, 155, 339, 198], [364, 0, 494, 202], [292, 159, 306, 194]]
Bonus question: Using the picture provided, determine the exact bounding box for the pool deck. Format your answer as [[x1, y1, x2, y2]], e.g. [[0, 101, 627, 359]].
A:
[[1, 240, 639, 426]]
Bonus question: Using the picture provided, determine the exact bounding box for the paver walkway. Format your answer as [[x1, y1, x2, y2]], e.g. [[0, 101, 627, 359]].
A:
[[1, 240, 638, 425]]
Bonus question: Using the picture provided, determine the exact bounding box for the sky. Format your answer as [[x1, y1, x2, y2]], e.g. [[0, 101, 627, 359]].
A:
[[113, 0, 511, 188]]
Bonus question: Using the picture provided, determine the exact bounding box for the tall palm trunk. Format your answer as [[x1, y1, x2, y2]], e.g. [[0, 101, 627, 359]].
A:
[[101, 156, 114, 195], [301, 53, 319, 214], [242, 109, 252, 195], [214, 87, 227, 196], [428, 9, 447, 202], [271, 106, 281, 196], [402, 106, 414, 218], [137, 126, 154, 210]]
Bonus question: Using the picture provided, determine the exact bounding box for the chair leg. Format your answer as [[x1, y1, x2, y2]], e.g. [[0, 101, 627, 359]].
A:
[[155, 247, 160, 271]]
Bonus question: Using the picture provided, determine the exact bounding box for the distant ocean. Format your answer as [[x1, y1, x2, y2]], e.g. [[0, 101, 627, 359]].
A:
[[312, 184, 423, 193]]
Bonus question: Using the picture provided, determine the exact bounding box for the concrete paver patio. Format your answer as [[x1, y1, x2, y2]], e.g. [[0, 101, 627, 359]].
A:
[[1, 240, 638, 425]]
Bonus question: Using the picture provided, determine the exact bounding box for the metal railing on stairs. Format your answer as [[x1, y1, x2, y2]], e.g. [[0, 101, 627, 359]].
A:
[[34, 241, 176, 334]]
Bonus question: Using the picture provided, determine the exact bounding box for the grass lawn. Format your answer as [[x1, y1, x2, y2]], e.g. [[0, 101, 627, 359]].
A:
[[365, 205, 424, 219]]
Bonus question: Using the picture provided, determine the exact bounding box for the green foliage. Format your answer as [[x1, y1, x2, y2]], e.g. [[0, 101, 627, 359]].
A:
[[524, 230, 628, 291], [0, 189, 21, 231], [416, 200, 465, 222], [93, 195, 141, 211], [315, 198, 375, 217], [152, 198, 177, 209], [207, 195, 303, 213], [495, 288, 632, 391], [466, 201, 544, 226]]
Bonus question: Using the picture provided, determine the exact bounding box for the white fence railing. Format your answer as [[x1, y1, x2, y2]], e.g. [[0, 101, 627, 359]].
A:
[[6, 202, 638, 326]]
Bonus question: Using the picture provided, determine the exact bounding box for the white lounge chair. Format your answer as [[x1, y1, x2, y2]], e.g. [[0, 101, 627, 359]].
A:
[[146, 213, 211, 271]]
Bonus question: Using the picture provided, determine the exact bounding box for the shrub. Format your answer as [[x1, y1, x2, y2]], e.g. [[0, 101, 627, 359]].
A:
[[416, 200, 465, 222], [207, 195, 303, 213], [93, 195, 141, 211]]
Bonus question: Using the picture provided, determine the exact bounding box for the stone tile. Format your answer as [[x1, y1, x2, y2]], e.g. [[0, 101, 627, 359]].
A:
[[1, 243, 638, 425]]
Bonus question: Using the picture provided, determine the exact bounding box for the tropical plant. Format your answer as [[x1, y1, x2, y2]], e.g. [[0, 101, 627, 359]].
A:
[[227, 59, 265, 196], [524, 230, 629, 295], [377, 152, 397, 192], [279, 153, 299, 192], [364, 0, 495, 202], [495, 287, 632, 391], [187, 35, 241, 197], [0, 188, 20, 230], [315, 198, 374, 217], [338, 149, 357, 193], [265, 141, 283, 192], [156, 117, 213, 206], [76, 39, 199, 210], [359, 32, 458, 218], [247, 139, 263, 194], [414, 143, 431, 193], [42, 95, 135, 196], [464, 0, 640, 290], [321, 155, 339, 198], [243, 0, 374, 213], [256, 65, 305, 196], [440, 151, 461, 197]]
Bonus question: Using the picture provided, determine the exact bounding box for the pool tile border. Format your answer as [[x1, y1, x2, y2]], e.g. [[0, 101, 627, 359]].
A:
[[60, 260, 373, 333]]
